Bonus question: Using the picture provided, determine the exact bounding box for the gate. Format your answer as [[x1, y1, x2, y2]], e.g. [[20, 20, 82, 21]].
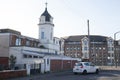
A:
[[30, 63, 41, 74]]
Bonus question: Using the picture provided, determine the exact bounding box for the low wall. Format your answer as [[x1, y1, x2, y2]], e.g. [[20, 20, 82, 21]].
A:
[[100, 66, 120, 71], [0, 69, 27, 79]]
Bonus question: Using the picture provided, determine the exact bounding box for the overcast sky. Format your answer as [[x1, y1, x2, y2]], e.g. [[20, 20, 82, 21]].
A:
[[0, 0, 120, 40]]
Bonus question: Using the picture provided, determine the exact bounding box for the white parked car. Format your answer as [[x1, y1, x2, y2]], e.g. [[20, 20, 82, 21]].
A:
[[73, 62, 99, 74]]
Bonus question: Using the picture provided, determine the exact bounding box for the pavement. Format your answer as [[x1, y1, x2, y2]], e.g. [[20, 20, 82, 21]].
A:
[[8, 71, 68, 80]]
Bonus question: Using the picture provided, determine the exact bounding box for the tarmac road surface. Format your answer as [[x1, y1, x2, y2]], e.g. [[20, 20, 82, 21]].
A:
[[8, 70, 120, 80]]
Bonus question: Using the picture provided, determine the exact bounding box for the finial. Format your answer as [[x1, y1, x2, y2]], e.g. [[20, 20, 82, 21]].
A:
[[45, 2, 48, 8]]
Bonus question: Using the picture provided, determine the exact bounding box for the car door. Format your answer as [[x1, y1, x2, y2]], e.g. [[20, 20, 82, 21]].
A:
[[74, 63, 82, 71], [89, 63, 96, 72], [84, 62, 91, 73]]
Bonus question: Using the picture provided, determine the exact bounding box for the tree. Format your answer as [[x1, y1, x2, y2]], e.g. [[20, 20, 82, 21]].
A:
[[9, 55, 16, 69]]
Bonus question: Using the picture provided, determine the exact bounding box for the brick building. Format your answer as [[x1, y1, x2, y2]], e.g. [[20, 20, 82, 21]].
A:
[[63, 35, 120, 66]]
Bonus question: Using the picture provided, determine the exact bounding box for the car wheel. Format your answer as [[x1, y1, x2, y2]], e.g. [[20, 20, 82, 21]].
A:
[[82, 70, 87, 75], [74, 72, 78, 75], [95, 69, 99, 74]]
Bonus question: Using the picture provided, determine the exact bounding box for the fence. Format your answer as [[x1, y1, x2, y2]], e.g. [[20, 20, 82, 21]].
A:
[[99, 66, 120, 71]]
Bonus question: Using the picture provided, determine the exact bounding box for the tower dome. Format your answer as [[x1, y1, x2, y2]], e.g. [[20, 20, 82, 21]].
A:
[[41, 8, 52, 22]]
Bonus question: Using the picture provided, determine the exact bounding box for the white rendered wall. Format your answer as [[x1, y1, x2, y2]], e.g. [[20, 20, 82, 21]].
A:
[[39, 24, 54, 44], [0, 33, 10, 57], [9, 47, 44, 64]]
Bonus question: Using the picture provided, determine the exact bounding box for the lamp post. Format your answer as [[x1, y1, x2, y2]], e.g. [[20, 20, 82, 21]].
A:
[[114, 31, 120, 68]]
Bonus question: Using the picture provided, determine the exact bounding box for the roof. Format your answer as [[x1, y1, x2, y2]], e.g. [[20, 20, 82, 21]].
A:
[[0, 29, 21, 35], [41, 8, 52, 22], [63, 35, 107, 42]]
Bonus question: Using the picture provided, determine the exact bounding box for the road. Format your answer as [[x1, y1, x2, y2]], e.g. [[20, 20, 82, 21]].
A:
[[8, 70, 120, 80]]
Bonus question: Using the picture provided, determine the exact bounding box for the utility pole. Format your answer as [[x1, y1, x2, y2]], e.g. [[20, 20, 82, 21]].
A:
[[87, 20, 90, 61]]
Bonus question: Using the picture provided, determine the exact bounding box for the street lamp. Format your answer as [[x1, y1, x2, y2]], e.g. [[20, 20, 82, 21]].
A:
[[114, 31, 120, 68]]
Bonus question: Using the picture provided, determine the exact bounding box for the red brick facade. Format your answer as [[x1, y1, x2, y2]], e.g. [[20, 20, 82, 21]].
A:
[[0, 57, 9, 66], [10, 35, 40, 47], [0, 70, 27, 79]]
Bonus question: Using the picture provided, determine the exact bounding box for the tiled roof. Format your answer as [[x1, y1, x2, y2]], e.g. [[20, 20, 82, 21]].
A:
[[63, 35, 107, 42], [0, 29, 21, 35]]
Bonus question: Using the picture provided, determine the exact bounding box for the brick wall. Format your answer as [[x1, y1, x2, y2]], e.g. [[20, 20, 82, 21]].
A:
[[50, 60, 62, 72], [50, 59, 77, 72], [0, 57, 8, 66], [71, 60, 77, 68], [62, 60, 71, 70], [10, 35, 39, 47], [0, 70, 27, 79]]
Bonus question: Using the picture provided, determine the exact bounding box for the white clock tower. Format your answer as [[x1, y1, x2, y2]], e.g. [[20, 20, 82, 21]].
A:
[[38, 3, 54, 49]]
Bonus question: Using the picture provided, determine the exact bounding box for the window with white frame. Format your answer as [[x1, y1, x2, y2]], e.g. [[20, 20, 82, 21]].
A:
[[82, 38, 89, 51], [15, 38, 21, 46], [26, 40, 30, 46], [84, 40, 88, 45], [107, 38, 114, 51], [108, 39, 113, 46], [84, 47, 87, 51]]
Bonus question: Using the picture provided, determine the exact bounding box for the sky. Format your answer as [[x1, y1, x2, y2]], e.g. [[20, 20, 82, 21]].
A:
[[0, 0, 120, 40]]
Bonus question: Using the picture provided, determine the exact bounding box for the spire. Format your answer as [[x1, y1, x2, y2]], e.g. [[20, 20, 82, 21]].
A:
[[40, 1, 53, 22], [45, 2, 48, 9]]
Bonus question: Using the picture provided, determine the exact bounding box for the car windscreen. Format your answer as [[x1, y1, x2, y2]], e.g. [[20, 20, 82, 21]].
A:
[[84, 62, 90, 66], [75, 63, 82, 66]]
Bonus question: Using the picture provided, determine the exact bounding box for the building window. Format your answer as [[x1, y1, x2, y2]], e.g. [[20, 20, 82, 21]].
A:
[[66, 47, 69, 50], [77, 47, 80, 50], [23, 54, 27, 58], [51, 32, 52, 40], [15, 38, 21, 46], [41, 32, 44, 39], [33, 56, 38, 58], [26, 40, 30, 46], [84, 47, 88, 51], [84, 53, 88, 58], [39, 56, 42, 58], [84, 40, 88, 45], [108, 47, 114, 51], [56, 41, 58, 44], [103, 47, 106, 50], [34, 43, 37, 47], [107, 39, 114, 52], [47, 59, 49, 65], [74, 47, 76, 50], [108, 39, 113, 46], [28, 55, 32, 58], [99, 47, 102, 50]]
